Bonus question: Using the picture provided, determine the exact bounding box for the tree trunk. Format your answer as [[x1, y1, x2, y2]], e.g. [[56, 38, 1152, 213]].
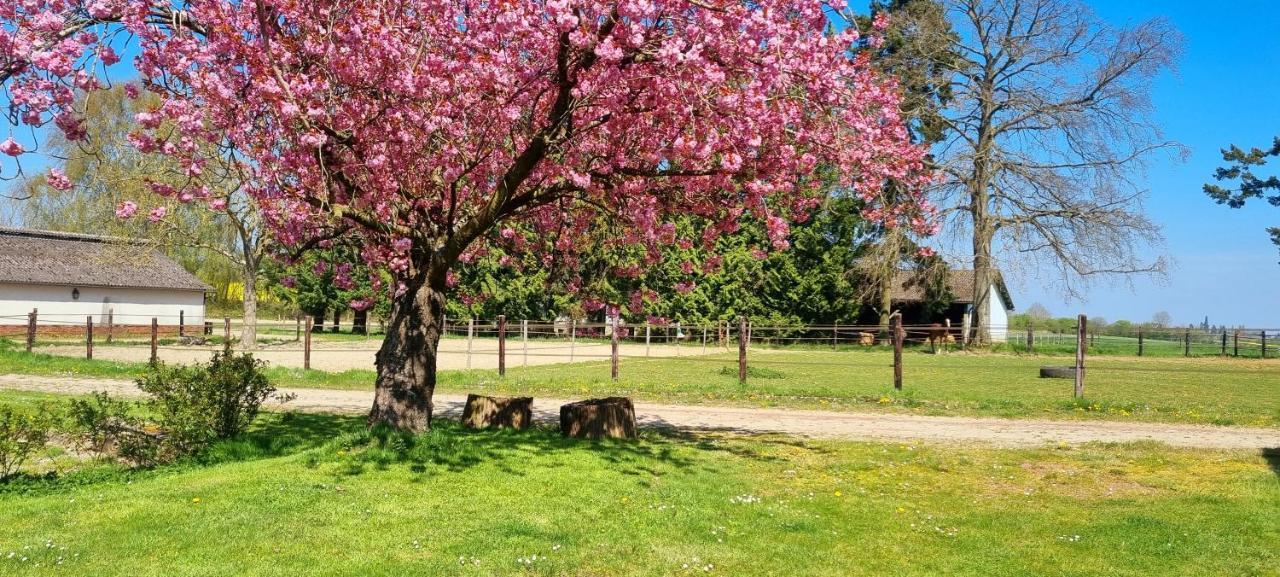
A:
[[311, 311, 326, 333], [240, 268, 258, 350], [878, 262, 893, 346], [971, 212, 994, 347], [331, 308, 341, 333], [368, 278, 446, 432], [352, 309, 368, 334]]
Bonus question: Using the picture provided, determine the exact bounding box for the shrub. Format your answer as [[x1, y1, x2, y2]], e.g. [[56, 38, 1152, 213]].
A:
[[66, 392, 161, 466], [137, 350, 279, 457], [0, 404, 56, 480]]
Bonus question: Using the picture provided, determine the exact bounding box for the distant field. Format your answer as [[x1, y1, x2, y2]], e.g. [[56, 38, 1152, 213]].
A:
[[2, 337, 1277, 427]]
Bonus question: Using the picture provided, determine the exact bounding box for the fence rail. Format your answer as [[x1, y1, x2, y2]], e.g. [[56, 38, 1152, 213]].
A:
[[7, 308, 1276, 402]]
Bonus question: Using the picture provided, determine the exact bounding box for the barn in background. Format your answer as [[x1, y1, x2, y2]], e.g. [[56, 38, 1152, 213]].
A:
[[891, 268, 1015, 342], [0, 227, 208, 333]]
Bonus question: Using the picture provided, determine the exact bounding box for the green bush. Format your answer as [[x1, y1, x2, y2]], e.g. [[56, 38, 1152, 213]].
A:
[[0, 404, 56, 480], [137, 350, 279, 457], [67, 392, 161, 466]]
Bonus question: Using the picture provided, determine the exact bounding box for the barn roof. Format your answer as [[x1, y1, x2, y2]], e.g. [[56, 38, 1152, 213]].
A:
[[890, 268, 1015, 311], [0, 227, 210, 292]]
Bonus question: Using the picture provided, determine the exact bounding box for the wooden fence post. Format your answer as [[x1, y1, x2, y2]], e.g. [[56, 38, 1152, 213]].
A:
[[1262, 330, 1268, 359], [303, 316, 312, 370], [1137, 326, 1144, 356], [702, 324, 708, 355], [1221, 330, 1227, 356], [1184, 328, 1191, 357], [1075, 314, 1087, 398], [106, 308, 114, 344], [738, 316, 748, 384], [1027, 323, 1034, 354], [892, 313, 904, 391], [466, 318, 474, 369], [832, 322, 839, 349], [295, 315, 301, 341], [569, 319, 576, 362], [1233, 330, 1239, 357], [610, 315, 619, 381], [25, 309, 36, 353], [521, 319, 528, 367], [85, 316, 93, 360], [150, 318, 158, 364], [179, 309, 185, 337], [645, 323, 651, 358], [224, 317, 232, 347], [497, 315, 507, 377]]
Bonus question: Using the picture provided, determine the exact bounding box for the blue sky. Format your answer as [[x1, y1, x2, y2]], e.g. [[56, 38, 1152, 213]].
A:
[[1005, 1, 1280, 328], [2, 2, 1278, 327]]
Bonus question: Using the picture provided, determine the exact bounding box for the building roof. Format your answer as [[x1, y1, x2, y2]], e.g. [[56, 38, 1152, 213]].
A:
[[0, 227, 210, 292], [890, 268, 1015, 311]]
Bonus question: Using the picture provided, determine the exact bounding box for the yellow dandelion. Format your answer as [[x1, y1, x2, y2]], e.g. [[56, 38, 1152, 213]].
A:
[[191, 497, 201, 503], [834, 490, 842, 497]]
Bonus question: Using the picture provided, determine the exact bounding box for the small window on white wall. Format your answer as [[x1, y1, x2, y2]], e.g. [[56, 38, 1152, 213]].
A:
[[71, 288, 80, 300]]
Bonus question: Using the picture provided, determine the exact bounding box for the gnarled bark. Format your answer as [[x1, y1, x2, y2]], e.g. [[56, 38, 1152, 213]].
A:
[[368, 277, 446, 432]]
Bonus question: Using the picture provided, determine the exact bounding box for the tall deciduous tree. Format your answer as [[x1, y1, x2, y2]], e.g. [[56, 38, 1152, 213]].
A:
[[935, 0, 1182, 344], [11, 87, 271, 347], [1204, 137, 1280, 261], [2, 1, 933, 431]]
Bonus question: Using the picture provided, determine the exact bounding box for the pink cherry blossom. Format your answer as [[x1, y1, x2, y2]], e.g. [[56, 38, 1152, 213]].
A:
[[115, 201, 138, 219], [1, 1, 939, 427], [46, 168, 72, 191], [147, 206, 167, 222], [0, 138, 23, 157]]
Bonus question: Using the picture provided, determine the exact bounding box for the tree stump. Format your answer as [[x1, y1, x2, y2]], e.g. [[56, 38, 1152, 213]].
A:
[[461, 394, 533, 430], [559, 397, 637, 439]]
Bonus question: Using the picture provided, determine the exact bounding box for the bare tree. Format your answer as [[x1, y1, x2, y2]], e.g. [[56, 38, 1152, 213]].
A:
[[1151, 310, 1172, 328], [14, 87, 270, 348], [936, 0, 1183, 344], [1024, 302, 1052, 321]]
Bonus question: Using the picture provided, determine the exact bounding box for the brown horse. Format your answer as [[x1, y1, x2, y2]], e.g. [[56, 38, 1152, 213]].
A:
[[926, 323, 954, 352]]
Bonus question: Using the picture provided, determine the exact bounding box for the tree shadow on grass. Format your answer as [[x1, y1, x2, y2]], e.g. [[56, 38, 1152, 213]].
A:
[[325, 415, 835, 483], [1264, 448, 1279, 480], [0, 411, 368, 496], [1, 409, 836, 495], [201, 411, 368, 464]]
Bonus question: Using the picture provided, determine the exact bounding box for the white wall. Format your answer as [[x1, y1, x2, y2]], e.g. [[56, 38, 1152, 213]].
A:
[[0, 283, 205, 327], [988, 284, 1010, 343]]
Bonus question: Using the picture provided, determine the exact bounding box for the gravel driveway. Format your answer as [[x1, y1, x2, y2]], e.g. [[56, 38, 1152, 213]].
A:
[[2, 373, 1277, 449]]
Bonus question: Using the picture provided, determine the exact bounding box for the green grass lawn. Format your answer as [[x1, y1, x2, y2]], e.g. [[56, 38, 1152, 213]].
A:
[[3, 339, 1278, 427], [1, 394, 1276, 576]]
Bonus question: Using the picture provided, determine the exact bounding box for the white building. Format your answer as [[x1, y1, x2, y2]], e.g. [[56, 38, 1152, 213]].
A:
[[891, 268, 1015, 343], [0, 227, 208, 330]]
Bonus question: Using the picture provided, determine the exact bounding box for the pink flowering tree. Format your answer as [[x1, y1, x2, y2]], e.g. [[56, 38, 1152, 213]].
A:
[[2, 0, 933, 431]]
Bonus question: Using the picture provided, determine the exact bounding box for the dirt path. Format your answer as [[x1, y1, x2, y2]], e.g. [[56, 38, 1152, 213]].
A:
[[3, 373, 1277, 449]]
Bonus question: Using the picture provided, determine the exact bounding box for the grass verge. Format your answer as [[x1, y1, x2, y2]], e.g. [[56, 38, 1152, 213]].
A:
[[0, 392, 1276, 576]]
